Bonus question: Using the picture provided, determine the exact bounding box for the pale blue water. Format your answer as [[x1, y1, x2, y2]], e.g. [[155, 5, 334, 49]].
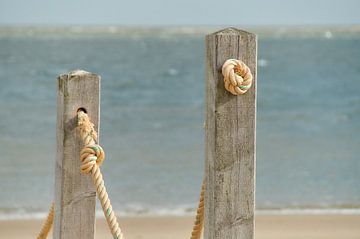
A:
[[0, 27, 359, 218]]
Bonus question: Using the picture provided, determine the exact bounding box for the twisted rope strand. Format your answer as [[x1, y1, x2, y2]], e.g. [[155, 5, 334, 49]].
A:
[[222, 59, 253, 95], [190, 180, 205, 239], [36, 203, 54, 239], [78, 111, 124, 239], [36, 111, 207, 239]]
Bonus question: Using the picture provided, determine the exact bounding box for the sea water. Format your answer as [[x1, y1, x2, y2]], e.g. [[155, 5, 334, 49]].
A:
[[0, 27, 359, 219]]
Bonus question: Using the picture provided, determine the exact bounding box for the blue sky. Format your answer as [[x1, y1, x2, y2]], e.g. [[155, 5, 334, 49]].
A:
[[0, 0, 359, 25]]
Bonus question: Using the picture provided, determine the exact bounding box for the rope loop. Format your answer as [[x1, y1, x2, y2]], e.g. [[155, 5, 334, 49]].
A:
[[37, 110, 203, 239], [77, 111, 125, 239], [80, 144, 105, 174], [222, 59, 253, 95]]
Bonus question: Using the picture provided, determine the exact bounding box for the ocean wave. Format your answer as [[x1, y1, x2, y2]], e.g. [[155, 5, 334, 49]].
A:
[[1, 207, 360, 221], [256, 208, 360, 215], [1, 26, 360, 39]]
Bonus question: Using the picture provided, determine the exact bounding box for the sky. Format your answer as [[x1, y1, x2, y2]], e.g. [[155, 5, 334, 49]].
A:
[[0, 0, 359, 26]]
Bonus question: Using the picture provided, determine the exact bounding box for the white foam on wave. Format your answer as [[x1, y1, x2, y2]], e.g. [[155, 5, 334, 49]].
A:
[[258, 59, 268, 67], [256, 208, 360, 215], [324, 30, 333, 39], [0, 211, 48, 221], [2, 207, 360, 221]]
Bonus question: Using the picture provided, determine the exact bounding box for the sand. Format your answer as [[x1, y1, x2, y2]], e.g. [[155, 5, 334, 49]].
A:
[[0, 215, 359, 239]]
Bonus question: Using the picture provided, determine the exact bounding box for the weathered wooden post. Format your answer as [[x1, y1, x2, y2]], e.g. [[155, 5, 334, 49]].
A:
[[205, 28, 257, 238], [54, 70, 100, 239]]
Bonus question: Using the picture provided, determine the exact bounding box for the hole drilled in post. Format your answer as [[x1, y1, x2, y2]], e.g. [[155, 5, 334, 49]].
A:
[[77, 107, 87, 114]]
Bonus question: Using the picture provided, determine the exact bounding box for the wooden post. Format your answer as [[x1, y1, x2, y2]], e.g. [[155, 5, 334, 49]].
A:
[[204, 28, 257, 238], [54, 70, 100, 239]]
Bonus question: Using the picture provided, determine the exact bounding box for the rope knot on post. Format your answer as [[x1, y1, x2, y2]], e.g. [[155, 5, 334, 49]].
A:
[[80, 144, 105, 174], [77, 110, 125, 239], [222, 59, 253, 95]]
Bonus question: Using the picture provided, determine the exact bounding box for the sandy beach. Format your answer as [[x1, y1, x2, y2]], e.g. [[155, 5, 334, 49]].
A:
[[0, 215, 359, 239]]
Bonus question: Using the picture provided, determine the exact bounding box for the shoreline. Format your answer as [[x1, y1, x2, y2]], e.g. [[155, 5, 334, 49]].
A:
[[1, 215, 360, 239], [1, 208, 360, 221]]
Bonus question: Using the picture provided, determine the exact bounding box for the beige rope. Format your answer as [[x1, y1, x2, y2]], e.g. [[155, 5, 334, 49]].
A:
[[190, 180, 205, 239], [78, 110, 125, 239], [35, 58, 251, 238], [36, 203, 54, 239], [78, 110, 206, 239], [222, 59, 253, 95], [36, 111, 206, 239]]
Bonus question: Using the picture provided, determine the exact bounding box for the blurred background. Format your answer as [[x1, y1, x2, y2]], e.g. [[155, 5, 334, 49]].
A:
[[0, 0, 359, 220]]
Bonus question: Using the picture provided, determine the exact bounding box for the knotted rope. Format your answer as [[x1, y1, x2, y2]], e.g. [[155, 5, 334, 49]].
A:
[[35, 59, 253, 239], [36, 111, 206, 239], [77, 110, 124, 239], [36, 112, 124, 239], [222, 59, 253, 95]]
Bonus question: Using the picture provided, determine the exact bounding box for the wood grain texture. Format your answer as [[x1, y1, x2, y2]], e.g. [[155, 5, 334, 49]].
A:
[[204, 28, 257, 239], [54, 70, 100, 239]]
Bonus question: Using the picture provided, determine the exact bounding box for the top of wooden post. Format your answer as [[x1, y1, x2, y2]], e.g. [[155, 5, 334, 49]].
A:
[[59, 69, 99, 79], [209, 27, 256, 37]]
